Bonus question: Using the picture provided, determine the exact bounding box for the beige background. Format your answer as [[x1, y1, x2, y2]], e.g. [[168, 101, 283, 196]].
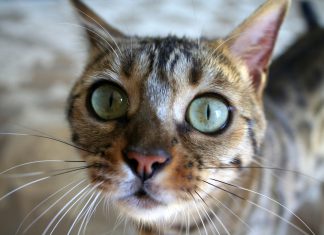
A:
[[0, 0, 323, 234]]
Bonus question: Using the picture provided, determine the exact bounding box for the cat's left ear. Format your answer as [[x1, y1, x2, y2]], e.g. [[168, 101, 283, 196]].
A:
[[224, 0, 290, 97], [70, 0, 126, 50]]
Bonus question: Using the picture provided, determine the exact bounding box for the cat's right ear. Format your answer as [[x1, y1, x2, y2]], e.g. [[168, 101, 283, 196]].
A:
[[70, 0, 126, 50]]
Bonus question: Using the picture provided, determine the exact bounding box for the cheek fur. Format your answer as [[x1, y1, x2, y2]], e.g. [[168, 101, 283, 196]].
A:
[[78, 138, 134, 196], [152, 148, 205, 202]]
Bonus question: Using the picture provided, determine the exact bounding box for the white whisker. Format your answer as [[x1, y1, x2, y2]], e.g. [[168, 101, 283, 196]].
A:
[[49, 187, 94, 235], [212, 178, 314, 235], [16, 179, 83, 235], [22, 179, 87, 234], [0, 160, 64, 175], [67, 190, 97, 235], [76, 8, 123, 56], [4, 172, 44, 178], [123, 215, 129, 235], [0, 177, 49, 202], [80, 192, 103, 235], [41, 183, 92, 235], [186, 207, 190, 235], [189, 192, 208, 235], [197, 190, 231, 235], [209, 29, 249, 58], [198, 186, 252, 234], [60, 22, 120, 60], [78, 192, 99, 235], [2, 165, 88, 179], [112, 203, 127, 233], [207, 179, 313, 235], [50, 182, 103, 235], [0, 132, 93, 154], [196, 194, 220, 235]]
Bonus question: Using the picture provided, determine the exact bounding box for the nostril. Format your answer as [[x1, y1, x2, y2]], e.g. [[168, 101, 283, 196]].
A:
[[151, 157, 169, 172], [151, 162, 160, 172], [127, 158, 139, 172], [123, 148, 171, 181]]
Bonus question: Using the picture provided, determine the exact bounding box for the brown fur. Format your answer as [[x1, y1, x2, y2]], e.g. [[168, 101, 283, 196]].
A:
[[66, 0, 324, 234]]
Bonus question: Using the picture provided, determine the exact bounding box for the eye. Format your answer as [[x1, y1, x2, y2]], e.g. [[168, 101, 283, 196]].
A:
[[89, 83, 128, 121], [186, 95, 230, 133]]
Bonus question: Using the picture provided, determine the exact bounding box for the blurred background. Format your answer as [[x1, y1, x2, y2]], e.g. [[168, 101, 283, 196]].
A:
[[0, 0, 323, 234]]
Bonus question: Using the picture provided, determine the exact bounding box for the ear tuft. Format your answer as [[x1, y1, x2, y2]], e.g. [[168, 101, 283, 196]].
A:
[[225, 0, 290, 95], [70, 0, 126, 49]]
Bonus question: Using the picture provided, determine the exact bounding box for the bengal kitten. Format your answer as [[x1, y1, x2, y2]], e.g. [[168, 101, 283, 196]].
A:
[[65, 0, 323, 234]]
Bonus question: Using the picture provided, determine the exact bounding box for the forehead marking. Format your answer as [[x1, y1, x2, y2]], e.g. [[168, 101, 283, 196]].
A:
[[144, 46, 171, 123], [189, 57, 203, 85]]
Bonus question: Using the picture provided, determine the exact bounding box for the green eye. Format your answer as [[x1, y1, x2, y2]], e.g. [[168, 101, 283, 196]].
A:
[[187, 96, 230, 133], [90, 83, 128, 120]]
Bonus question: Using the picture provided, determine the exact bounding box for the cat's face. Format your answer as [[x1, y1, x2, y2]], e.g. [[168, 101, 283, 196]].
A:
[[68, 0, 289, 227]]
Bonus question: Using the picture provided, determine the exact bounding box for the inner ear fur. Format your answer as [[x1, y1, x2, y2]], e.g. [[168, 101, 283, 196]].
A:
[[223, 0, 290, 97]]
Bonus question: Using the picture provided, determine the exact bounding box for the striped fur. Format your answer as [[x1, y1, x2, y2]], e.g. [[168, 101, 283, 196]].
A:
[[67, 0, 324, 234]]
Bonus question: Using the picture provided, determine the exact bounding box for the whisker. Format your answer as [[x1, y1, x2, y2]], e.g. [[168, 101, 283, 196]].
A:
[[0, 132, 95, 154], [202, 179, 314, 235], [49, 192, 89, 235], [4, 172, 44, 178], [2, 165, 90, 178], [209, 178, 315, 235], [123, 215, 129, 235], [178, 211, 186, 235], [52, 166, 91, 177], [103, 195, 110, 219], [75, 9, 123, 56], [22, 179, 87, 234], [79, 196, 100, 235], [50, 190, 93, 235], [0, 160, 85, 175], [15, 179, 83, 235], [202, 180, 245, 200], [0, 177, 48, 202], [67, 191, 97, 235], [41, 183, 92, 235], [112, 206, 126, 233], [1, 165, 89, 179], [50, 182, 102, 235], [80, 191, 103, 235], [188, 191, 209, 235], [194, 190, 221, 235], [186, 197, 203, 235], [0, 166, 89, 202], [197, 186, 252, 234], [196, 190, 232, 235], [210, 28, 252, 58], [185, 207, 190, 235], [201, 165, 322, 183], [75, 189, 100, 235], [59, 22, 120, 59], [10, 124, 76, 145]]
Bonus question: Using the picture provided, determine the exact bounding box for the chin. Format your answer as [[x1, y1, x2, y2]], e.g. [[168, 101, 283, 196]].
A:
[[114, 191, 183, 224]]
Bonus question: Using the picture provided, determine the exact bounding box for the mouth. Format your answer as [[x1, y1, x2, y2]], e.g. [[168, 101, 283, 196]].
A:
[[119, 187, 164, 210]]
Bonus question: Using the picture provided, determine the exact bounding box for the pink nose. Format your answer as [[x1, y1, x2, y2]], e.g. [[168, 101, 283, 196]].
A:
[[124, 150, 169, 180]]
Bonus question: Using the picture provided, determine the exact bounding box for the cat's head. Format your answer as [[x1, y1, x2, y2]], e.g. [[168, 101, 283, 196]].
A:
[[67, 0, 289, 227]]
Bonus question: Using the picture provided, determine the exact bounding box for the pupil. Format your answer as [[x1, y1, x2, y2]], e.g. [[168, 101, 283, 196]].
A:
[[109, 92, 114, 108], [206, 104, 210, 121]]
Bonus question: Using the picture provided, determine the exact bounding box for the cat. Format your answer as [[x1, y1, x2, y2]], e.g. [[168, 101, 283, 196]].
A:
[[64, 0, 324, 234], [1, 0, 323, 234], [266, 2, 324, 234]]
